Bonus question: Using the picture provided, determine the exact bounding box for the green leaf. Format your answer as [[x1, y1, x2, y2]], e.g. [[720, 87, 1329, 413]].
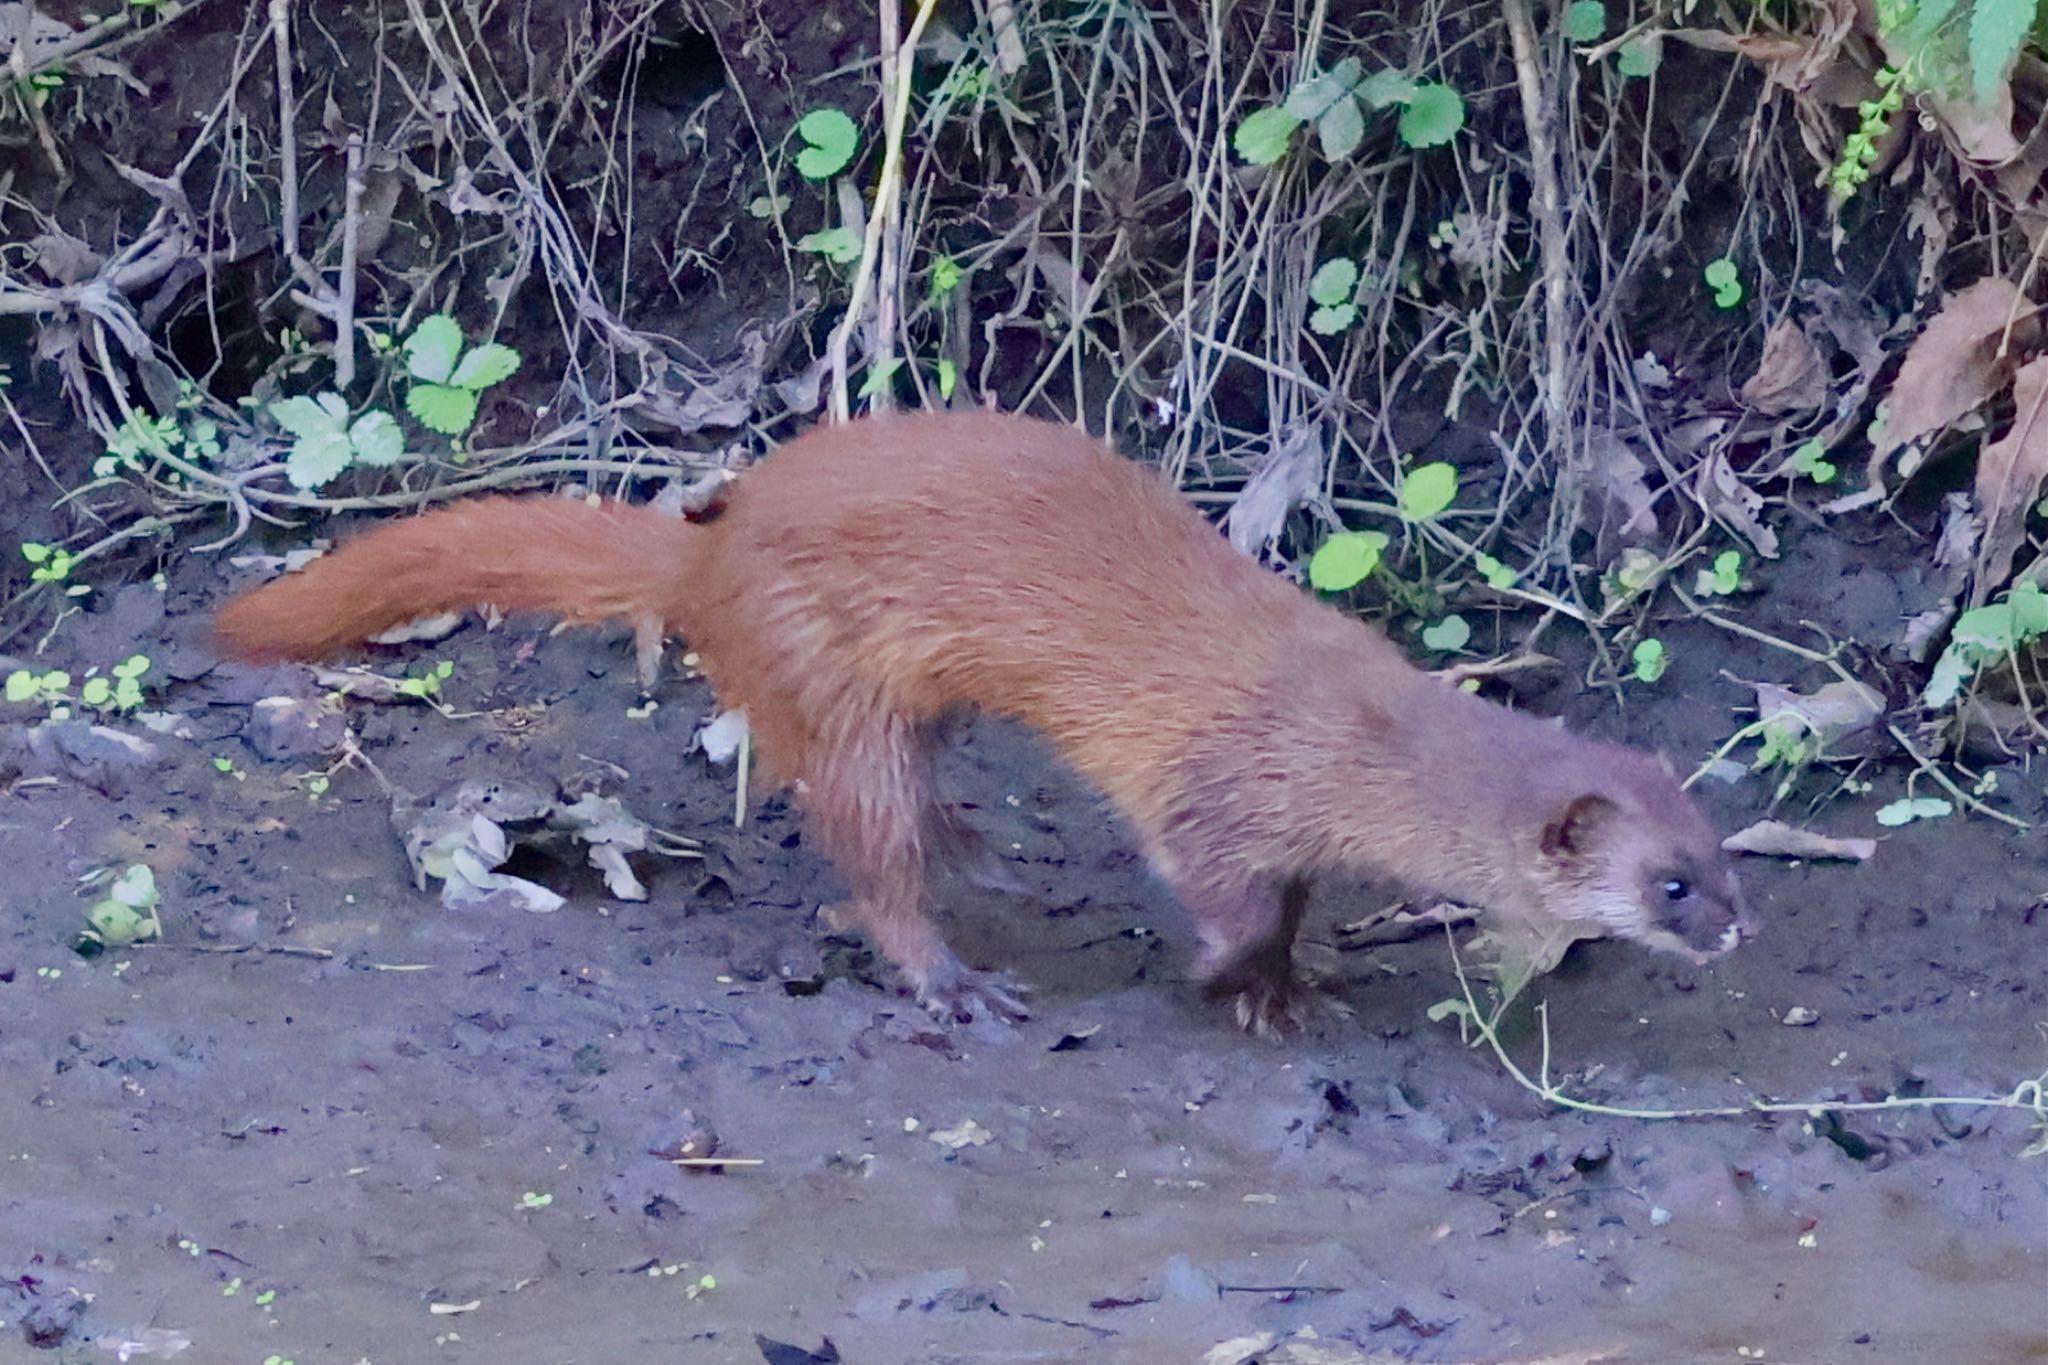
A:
[[1474, 553, 1518, 590], [1233, 105, 1302, 164], [794, 107, 859, 180], [796, 227, 864, 264], [1790, 438, 1837, 483], [1308, 530, 1390, 592], [110, 863, 158, 908], [1283, 57, 1364, 121], [1422, 614, 1471, 652], [1968, 0, 2036, 102], [1875, 796, 1953, 826], [112, 655, 149, 680], [1308, 257, 1359, 307], [1565, 0, 1606, 42], [1358, 70, 1417, 109], [1397, 83, 1465, 148], [1632, 637, 1668, 683], [1308, 303, 1358, 335], [87, 897, 153, 947], [1399, 462, 1458, 520], [1317, 95, 1366, 160], [449, 342, 521, 391], [1425, 997, 1475, 1024], [81, 677, 111, 706], [404, 315, 465, 384], [269, 394, 346, 438], [285, 430, 355, 490], [1617, 36, 1661, 78], [936, 358, 958, 401], [349, 410, 406, 466], [1704, 257, 1743, 308], [19, 543, 49, 563], [406, 383, 480, 437], [7, 670, 38, 703], [929, 255, 963, 302], [857, 357, 903, 399]]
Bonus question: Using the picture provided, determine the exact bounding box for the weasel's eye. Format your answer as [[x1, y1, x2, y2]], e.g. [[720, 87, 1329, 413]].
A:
[[1661, 878, 1691, 902]]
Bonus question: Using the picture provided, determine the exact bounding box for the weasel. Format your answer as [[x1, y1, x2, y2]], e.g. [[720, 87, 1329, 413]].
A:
[[215, 411, 1750, 1031]]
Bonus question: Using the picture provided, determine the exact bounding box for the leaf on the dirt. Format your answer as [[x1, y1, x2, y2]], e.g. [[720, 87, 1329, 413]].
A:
[[1308, 258, 1358, 307], [1722, 819, 1876, 862], [1632, 351, 1673, 389], [399, 794, 566, 913], [1751, 678, 1884, 752], [1695, 450, 1780, 557], [1874, 795, 1953, 826], [927, 1118, 994, 1150], [1421, 614, 1470, 652], [285, 429, 354, 490], [349, 410, 406, 466], [310, 665, 439, 703], [693, 708, 750, 765], [407, 382, 481, 436], [403, 314, 465, 383], [551, 792, 653, 901], [1283, 57, 1364, 121], [1869, 276, 2027, 484], [1396, 83, 1464, 148], [795, 226, 863, 264], [1971, 353, 2048, 604], [1780, 1005, 1822, 1026], [449, 341, 521, 390], [1581, 432, 1658, 547], [1738, 317, 1827, 414], [1226, 424, 1325, 559], [1565, 1, 1606, 41]]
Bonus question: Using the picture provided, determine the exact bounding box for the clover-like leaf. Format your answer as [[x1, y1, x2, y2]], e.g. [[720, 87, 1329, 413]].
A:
[[1422, 614, 1471, 652], [1309, 257, 1360, 307], [1317, 95, 1366, 159], [406, 383, 481, 437], [269, 394, 346, 439], [349, 410, 406, 466], [285, 429, 355, 490], [794, 107, 859, 180], [403, 315, 466, 384], [449, 342, 521, 391], [1565, 0, 1606, 41], [1358, 70, 1417, 109]]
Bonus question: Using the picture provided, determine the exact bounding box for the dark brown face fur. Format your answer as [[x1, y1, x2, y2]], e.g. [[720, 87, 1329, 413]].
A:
[[1531, 752, 1751, 961]]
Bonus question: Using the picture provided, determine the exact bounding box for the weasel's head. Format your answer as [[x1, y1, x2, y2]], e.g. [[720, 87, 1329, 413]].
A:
[[1527, 750, 1751, 962]]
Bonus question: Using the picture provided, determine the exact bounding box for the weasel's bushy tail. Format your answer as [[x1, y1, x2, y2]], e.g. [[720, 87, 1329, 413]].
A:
[[214, 496, 696, 662]]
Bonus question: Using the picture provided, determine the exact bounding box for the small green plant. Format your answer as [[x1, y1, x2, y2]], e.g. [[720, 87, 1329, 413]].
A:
[[1473, 553, 1518, 590], [1564, 1, 1606, 40], [1695, 549, 1743, 597], [402, 315, 522, 438], [80, 863, 161, 949], [1398, 462, 1459, 520], [1307, 257, 1360, 334], [213, 755, 244, 780], [1831, 65, 1907, 199], [797, 226, 863, 264], [20, 542, 74, 586], [1922, 580, 2048, 706], [792, 107, 859, 180], [6, 656, 152, 718], [1234, 60, 1465, 164], [928, 255, 963, 303], [858, 358, 904, 399], [270, 394, 406, 491], [519, 1190, 553, 1210], [397, 659, 457, 700], [1788, 438, 1839, 483], [93, 393, 222, 482], [1703, 258, 1743, 309], [1632, 638, 1668, 683], [5, 668, 70, 708]]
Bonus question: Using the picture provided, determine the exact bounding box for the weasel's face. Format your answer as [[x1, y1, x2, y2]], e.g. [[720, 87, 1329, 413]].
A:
[[1530, 757, 1752, 961]]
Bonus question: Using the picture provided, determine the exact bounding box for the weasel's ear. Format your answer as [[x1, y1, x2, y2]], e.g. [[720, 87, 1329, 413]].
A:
[[1540, 793, 1620, 861]]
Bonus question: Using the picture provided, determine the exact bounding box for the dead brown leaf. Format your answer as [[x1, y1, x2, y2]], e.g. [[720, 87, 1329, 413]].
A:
[[1723, 819, 1876, 862], [1739, 317, 1828, 414], [1695, 450, 1780, 557], [1226, 424, 1326, 560], [1971, 353, 2048, 604], [1869, 277, 2030, 488]]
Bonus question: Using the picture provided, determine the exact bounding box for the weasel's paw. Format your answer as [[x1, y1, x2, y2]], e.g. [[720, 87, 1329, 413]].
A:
[[917, 967, 1032, 1026]]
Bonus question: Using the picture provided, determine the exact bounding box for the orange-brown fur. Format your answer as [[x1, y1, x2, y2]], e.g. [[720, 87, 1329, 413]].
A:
[[216, 411, 1750, 1029]]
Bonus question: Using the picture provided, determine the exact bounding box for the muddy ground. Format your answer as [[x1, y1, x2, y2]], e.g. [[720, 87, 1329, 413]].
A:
[[2, 520, 2047, 1365]]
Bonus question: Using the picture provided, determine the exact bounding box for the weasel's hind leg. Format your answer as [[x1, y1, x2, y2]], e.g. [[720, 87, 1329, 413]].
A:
[[913, 723, 1028, 894], [801, 710, 1028, 1024]]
